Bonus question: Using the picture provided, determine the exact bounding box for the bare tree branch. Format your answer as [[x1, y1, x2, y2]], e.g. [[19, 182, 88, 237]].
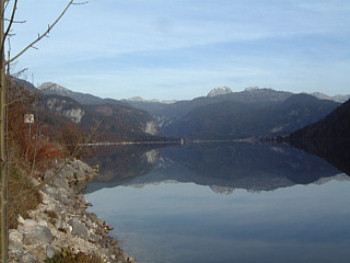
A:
[[1, 0, 18, 52], [10, 67, 28, 78], [4, 18, 25, 23], [7, 0, 86, 65], [72, 1, 88, 5]]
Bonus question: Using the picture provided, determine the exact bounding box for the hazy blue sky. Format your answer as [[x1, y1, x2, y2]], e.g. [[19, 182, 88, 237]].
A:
[[8, 0, 350, 100]]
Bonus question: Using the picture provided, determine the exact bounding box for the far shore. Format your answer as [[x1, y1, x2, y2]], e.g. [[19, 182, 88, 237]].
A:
[[81, 137, 264, 147]]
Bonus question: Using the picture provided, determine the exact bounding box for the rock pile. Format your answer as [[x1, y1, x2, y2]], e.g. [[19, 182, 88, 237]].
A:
[[9, 159, 136, 263]]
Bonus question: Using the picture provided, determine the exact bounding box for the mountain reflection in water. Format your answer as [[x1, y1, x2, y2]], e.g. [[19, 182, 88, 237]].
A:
[[84, 142, 350, 263], [84, 142, 347, 194]]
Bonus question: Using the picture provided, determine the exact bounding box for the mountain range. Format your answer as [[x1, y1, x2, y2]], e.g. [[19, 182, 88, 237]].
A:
[[124, 87, 350, 139], [13, 78, 350, 142], [12, 79, 163, 142], [163, 93, 340, 139]]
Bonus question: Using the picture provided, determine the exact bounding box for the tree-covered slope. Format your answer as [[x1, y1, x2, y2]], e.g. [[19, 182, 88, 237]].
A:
[[164, 94, 339, 139], [291, 99, 350, 139]]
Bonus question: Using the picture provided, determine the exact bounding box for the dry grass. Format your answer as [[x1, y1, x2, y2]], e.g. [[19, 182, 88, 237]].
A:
[[8, 164, 42, 229], [44, 248, 103, 263]]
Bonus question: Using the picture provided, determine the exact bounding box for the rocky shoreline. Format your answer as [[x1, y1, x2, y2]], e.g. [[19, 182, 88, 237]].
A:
[[9, 159, 135, 263]]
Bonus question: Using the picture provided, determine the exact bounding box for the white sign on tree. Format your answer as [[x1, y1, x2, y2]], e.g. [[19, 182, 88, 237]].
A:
[[24, 114, 35, 124]]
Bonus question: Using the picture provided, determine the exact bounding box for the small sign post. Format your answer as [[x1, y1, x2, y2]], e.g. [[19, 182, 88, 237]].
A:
[[24, 114, 34, 124], [24, 114, 35, 161], [24, 113, 34, 138]]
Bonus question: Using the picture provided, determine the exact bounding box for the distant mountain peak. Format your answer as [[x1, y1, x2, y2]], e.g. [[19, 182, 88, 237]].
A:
[[244, 87, 274, 92], [207, 87, 233, 97], [127, 96, 160, 103], [128, 96, 146, 102], [38, 82, 72, 96], [125, 97, 177, 104], [310, 92, 350, 103], [38, 82, 106, 105], [244, 87, 260, 92]]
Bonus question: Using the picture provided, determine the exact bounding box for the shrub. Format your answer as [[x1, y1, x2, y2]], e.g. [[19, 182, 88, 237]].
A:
[[8, 165, 42, 229], [58, 122, 83, 155], [44, 248, 103, 263]]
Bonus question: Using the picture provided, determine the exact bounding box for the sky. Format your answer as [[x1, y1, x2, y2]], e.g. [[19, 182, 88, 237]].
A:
[[6, 0, 350, 100]]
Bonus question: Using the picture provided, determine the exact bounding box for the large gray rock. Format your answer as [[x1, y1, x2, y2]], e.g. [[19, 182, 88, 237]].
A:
[[55, 218, 69, 232], [90, 234, 103, 243], [47, 245, 62, 259], [69, 219, 89, 239], [43, 170, 55, 181], [60, 166, 76, 182], [52, 175, 69, 190], [23, 226, 53, 245], [70, 159, 94, 173], [58, 194, 72, 206], [9, 230, 23, 252], [21, 252, 37, 263], [42, 185, 59, 199], [22, 219, 37, 227], [74, 171, 87, 181]]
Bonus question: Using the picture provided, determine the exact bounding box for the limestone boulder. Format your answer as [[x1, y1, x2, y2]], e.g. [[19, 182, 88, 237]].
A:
[[23, 225, 53, 245]]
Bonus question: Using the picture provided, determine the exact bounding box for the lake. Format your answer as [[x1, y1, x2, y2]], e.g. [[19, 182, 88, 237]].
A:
[[84, 143, 350, 263]]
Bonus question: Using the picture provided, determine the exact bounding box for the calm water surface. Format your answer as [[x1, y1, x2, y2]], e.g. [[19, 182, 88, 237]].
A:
[[84, 143, 350, 263]]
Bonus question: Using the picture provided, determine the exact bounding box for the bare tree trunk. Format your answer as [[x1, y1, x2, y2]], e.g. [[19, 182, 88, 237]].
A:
[[0, 1, 81, 261], [0, 0, 8, 261]]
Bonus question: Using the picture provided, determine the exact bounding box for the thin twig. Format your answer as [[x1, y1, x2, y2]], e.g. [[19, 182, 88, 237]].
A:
[[1, 0, 18, 55], [4, 18, 25, 23], [7, 0, 87, 65]]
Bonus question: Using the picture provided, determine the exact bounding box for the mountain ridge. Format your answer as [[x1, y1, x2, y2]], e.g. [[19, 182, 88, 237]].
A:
[[17, 79, 350, 142], [291, 99, 350, 139], [35, 80, 350, 105], [14, 79, 163, 142], [163, 93, 340, 139]]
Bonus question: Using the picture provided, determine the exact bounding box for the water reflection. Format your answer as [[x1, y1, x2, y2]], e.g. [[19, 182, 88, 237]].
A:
[[291, 139, 350, 176], [84, 143, 346, 194], [84, 143, 350, 263], [83, 145, 161, 193]]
